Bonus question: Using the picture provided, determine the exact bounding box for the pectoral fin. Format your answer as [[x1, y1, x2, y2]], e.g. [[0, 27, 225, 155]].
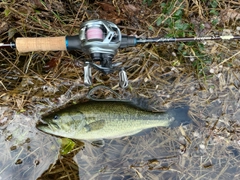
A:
[[84, 120, 105, 131], [91, 139, 105, 147]]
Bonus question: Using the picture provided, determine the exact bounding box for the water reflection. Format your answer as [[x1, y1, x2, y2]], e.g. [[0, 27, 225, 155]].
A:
[[75, 127, 184, 179], [0, 113, 60, 180], [1, 68, 240, 179], [72, 126, 240, 179], [1, 110, 240, 179], [37, 141, 83, 180]]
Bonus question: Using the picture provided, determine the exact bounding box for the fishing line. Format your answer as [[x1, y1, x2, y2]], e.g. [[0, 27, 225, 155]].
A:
[[87, 85, 125, 102]]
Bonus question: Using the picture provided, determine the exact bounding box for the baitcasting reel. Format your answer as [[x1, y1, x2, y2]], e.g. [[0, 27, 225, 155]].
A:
[[3, 19, 240, 88], [77, 20, 132, 87]]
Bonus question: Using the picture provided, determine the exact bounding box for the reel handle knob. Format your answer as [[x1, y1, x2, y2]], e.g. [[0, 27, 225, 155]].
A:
[[84, 62, 92, 86], [119, 68, 128, 88]]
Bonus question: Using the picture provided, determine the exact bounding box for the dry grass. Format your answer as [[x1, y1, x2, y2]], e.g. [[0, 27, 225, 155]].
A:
[[0, 0, 240, 179]]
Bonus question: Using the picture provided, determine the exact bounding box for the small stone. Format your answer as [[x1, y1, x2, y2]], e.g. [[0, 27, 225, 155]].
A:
[[217, 73, 222, 78], [144, 77, 148, 82], [172, 52, 177, 57], [190, 56, 195, 62], [209, 87, 214, 94], [199, 144, 205, 150], [210, 68, 214, 73], [190, 86, 195, 91], [193, 131, 200, 138]]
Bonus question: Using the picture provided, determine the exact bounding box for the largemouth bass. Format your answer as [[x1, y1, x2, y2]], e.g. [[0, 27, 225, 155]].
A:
[[37, 101, 191, 140]]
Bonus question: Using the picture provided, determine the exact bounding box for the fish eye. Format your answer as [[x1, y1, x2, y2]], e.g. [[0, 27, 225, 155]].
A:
[[53, 115, 59, 120]]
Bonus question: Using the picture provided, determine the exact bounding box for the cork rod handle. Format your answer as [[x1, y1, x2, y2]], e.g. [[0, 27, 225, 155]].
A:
[[16, 36, 67, 53]]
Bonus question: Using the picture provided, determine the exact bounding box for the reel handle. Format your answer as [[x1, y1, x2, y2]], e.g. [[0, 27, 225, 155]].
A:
[[15, 35, 81, 53]]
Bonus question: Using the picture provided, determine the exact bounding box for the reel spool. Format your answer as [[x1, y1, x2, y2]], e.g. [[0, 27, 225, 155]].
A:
[[79, 20, 122, 74]]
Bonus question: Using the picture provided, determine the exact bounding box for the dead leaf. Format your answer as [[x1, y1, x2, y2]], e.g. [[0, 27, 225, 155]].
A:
[[29, 0, 46, 10], [221, 9, 240, 23], [124, 4, 138, 12], [96, 2, 116, 13], [95, 2, 125, 24], [123, 4, 139, 16], [0, 21, 9, 34], [114, 18, 123, 24]]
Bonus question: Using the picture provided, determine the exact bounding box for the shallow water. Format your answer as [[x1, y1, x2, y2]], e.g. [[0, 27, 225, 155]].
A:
[[0, 108, 60, 180], [1, 107, 239, 180], [74, 125, 240, 179], [1, 70, 240, 180]]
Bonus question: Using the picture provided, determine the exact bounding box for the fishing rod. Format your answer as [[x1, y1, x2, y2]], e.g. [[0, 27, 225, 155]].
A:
[[1, 19, 240, 88]]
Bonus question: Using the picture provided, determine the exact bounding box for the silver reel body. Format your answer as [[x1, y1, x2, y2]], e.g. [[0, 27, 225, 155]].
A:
[[79, 20, 128, 88]]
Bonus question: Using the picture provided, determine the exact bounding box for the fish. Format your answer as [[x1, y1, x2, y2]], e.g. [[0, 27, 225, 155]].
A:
[[37, 101, 191, 141]]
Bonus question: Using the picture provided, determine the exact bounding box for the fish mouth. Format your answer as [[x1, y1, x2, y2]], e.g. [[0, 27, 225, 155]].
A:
[[36, 119, 62, 133], [36, 121, 50, 131]]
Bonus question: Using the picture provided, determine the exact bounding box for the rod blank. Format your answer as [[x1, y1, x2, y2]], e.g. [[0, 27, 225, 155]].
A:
[[136, 35, 240, 44]]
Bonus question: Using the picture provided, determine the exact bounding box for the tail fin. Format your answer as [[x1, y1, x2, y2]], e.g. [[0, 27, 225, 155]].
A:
[[168, 106, 192, 128]]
